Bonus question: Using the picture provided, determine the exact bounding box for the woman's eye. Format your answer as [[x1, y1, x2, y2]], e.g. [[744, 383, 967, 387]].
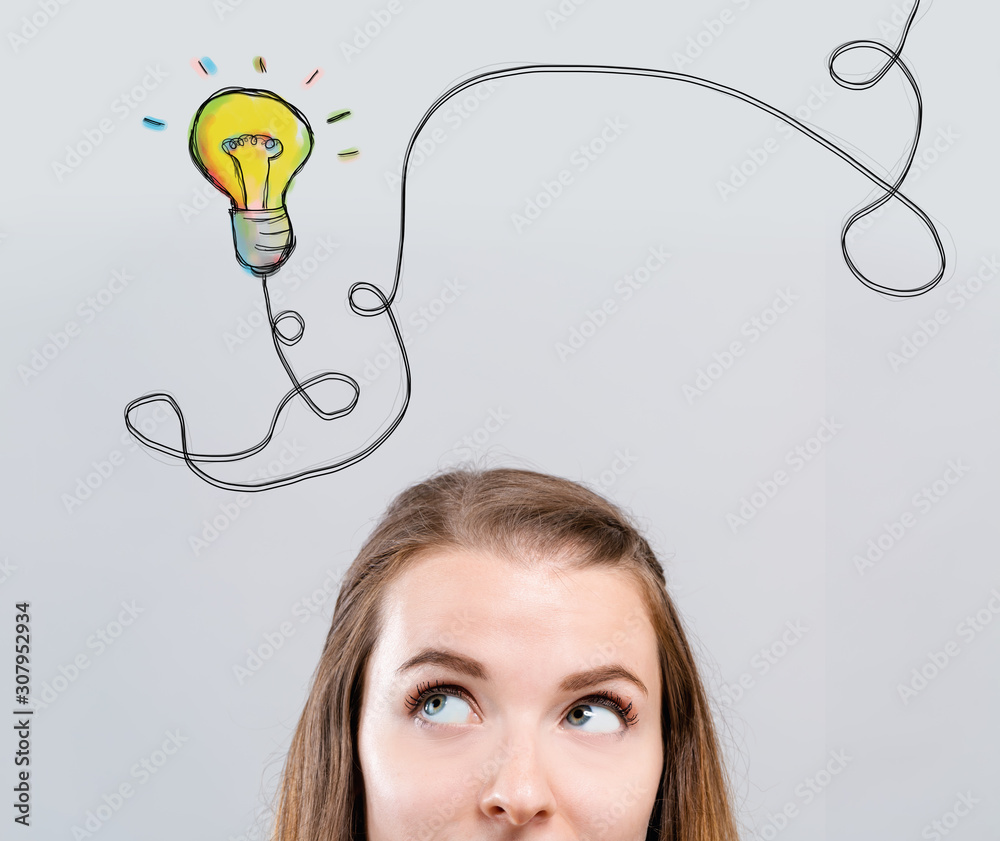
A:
[[565, 703, 623, 733], [419, 692, 475, 724]]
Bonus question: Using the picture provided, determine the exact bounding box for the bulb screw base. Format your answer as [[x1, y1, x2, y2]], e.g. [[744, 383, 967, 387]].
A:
[[230, 207, 294, 276]]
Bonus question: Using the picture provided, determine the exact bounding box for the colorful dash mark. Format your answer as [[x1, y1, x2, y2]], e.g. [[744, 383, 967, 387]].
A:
[[142, 117, 167, 131], [303, 68, 323, 88], [191, 56, 218, 77], [253, 56, 267, 73], [338, 147, 360, 159], [327, 109, 352, 124]]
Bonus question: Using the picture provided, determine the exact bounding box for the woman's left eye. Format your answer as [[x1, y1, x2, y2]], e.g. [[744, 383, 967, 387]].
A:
[[564, 703, 623, 733]]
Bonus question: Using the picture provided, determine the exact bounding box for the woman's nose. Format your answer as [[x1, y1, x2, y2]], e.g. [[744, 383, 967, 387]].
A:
[[477, 733, 559, 826]]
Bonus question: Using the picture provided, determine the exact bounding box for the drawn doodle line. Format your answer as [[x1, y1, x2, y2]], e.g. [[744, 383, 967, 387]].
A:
[[126, 1, 939, 491]]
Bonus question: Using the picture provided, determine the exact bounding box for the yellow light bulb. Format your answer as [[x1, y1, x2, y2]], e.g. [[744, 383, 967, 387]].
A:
[[189, 87, 314, 276]]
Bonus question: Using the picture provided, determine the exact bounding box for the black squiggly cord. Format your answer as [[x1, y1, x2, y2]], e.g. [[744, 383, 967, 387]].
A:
[[125, 0, 941, 491]]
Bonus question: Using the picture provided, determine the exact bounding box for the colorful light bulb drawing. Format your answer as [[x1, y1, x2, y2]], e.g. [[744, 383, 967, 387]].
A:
[[189, 88, 314, 276], [124, 80, 395, 492]]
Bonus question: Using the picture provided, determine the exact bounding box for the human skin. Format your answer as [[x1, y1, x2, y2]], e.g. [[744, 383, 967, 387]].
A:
[[357, 548, 664, 840]]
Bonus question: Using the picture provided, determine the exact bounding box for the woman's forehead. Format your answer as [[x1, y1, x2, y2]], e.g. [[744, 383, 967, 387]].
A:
[[373, 548, 658, 681], [394, 547, 644, 613]]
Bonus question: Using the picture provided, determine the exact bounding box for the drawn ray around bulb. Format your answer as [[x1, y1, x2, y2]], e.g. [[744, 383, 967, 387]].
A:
[[192, 56, 217, 77], [125, 0, 945, 492]]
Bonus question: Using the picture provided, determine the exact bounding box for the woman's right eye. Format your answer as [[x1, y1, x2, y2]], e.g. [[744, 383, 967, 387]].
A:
[[416, 691, 475, 724]]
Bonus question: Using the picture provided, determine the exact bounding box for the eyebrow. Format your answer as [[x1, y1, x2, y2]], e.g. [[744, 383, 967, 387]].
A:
[[395, 648, 649, 698]]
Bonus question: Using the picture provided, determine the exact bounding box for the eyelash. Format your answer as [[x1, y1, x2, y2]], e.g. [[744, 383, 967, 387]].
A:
[[404, 680, 639, 729]]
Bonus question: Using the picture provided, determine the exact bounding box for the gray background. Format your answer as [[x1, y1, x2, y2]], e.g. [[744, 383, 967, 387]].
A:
[[2, 0, 997, 838]]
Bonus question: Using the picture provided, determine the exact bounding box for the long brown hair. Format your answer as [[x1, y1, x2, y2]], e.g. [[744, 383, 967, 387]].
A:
[[272, 468, 739, 840]]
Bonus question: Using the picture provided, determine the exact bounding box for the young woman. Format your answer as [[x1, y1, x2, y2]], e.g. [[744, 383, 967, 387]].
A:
[[272, 468, 739, 840]]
